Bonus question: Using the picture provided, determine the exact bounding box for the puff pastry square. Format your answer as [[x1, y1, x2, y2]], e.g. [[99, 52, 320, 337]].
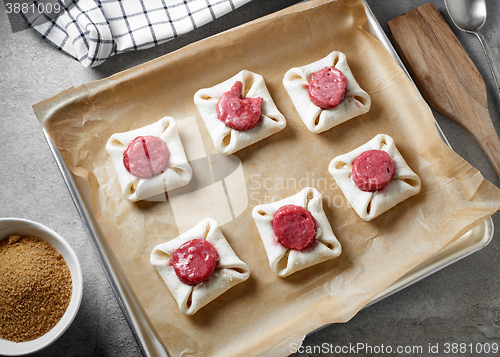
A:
[[328, 134, 421, 221], [283, 51, 371, 133], [106, 117, 193, 202], [252, 187, 342, 278], [193, 70, 287, 154], [150, 218, 250, 315]]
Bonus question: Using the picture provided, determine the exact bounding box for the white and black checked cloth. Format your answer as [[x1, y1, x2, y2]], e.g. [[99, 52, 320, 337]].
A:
[[23, 0, 251, 67]]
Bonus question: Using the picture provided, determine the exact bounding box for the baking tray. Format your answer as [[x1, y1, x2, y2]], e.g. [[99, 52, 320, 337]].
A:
[[40, 1, 494, 356]]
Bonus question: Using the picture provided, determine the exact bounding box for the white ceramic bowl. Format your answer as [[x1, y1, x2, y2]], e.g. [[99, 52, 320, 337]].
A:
[[0, 218, 83, 356]]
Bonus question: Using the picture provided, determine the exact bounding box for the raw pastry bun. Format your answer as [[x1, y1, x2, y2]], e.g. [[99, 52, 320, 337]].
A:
[[283, 51, 371, 133], [150, 218, 250, 315], [329, 134, 421, 221], [194, 70, 286, 154], [252, 187, 342, 278], [105, 117, 193, 202]]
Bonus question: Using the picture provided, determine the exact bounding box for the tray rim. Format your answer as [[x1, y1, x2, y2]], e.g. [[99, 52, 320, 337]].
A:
[[39, 1, 495, 356]]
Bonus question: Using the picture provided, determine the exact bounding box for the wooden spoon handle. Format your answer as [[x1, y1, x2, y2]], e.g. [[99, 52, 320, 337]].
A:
[[472, 114, 500, 178]]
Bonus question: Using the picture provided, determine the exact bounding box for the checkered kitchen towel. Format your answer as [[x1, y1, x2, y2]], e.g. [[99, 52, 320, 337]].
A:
[[23, 0, 251, 67]]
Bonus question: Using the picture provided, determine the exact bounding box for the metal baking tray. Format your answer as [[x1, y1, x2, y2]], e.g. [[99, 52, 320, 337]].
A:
[[41, 1, 494, 356]]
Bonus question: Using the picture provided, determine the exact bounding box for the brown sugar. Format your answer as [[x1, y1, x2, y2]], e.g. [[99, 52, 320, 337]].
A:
[[0, 235, 72, 342]]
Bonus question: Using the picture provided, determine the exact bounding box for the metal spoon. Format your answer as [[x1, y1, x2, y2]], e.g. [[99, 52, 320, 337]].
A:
[[444, 0, 500, 100]]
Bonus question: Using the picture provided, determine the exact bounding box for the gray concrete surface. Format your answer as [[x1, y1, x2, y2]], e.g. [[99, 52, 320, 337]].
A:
[[1, 0, 499, 356]]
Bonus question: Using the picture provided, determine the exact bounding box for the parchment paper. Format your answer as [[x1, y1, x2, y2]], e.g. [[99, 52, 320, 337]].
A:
[[34, 0, 500, 356]]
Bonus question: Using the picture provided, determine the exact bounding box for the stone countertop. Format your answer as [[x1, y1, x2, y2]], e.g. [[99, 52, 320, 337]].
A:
[[1, 0, 499, 356]]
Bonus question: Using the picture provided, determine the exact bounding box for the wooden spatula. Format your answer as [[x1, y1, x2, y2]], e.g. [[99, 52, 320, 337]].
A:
[[388, 3, 500, 179]]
